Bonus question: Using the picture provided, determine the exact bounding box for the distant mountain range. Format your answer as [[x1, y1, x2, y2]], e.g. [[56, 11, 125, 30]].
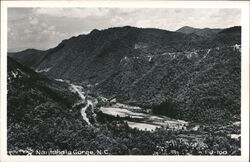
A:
[[176, 26, 222, 38], [8, 25, 241, 124]]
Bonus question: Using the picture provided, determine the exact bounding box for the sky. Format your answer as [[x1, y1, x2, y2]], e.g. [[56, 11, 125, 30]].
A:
[[7, 8, 241, 52]]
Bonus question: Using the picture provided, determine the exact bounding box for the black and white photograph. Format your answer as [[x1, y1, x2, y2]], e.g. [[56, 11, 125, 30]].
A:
[[0, 1, 249, 162]]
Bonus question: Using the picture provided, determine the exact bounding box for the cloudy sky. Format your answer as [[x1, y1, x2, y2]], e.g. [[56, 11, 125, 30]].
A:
[[8, 8, 240, 52]]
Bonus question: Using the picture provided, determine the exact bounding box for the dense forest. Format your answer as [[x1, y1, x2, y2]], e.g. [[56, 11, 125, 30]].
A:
[[7, 26, 241, 155], [7, 57, 241, 155], [9, 26, 241, 124]]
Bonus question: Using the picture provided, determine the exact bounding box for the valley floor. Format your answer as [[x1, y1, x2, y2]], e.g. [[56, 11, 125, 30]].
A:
[[53, 79, 241, 155], [7, 77, 241, 156]]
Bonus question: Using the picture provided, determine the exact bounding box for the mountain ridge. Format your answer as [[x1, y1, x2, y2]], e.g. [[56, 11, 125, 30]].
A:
[[8, 25, 241, 123], [9, 25, 239, 53], [176, 26, 223, 38]]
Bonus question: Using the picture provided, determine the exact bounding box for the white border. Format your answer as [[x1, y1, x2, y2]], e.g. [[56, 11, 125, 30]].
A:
[[1, 1, 249, 162]]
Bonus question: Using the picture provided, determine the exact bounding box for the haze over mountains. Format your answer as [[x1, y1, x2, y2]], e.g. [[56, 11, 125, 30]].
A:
[[8, 25, 241, 124]]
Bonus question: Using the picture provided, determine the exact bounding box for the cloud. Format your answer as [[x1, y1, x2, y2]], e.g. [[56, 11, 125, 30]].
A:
[[33, 8, 110, 18], [48, 25, 55, 30], [24, 29, 32, 34], [29, 16, 39, 25]]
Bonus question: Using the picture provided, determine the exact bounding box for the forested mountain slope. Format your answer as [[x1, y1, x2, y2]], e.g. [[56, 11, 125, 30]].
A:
[[8, 26, 241, 124], [7, 57, 85, 151]]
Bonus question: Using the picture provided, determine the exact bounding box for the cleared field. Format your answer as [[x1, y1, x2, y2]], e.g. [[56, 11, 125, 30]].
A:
[[127, 121, 161, 131], [100, 107, 145, 119], [100, 106, 189, 131]]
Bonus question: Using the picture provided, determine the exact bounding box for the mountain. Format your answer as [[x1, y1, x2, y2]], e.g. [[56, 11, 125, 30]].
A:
[[7, 56, 89, 151], [8, 49, 45, 68], [7, 57, 241, 155], [8, 26, 241, 124], [8, 26, 212, 81], [214, 26, 241, 45], [219, 26, 241, 34], [176, 26, 222, 38], [176, 26, 200, 34]]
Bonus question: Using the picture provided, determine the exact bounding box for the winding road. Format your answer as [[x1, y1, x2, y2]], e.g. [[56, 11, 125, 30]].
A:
[[55, 79, 93, 125], [70, 83, 93, 125]]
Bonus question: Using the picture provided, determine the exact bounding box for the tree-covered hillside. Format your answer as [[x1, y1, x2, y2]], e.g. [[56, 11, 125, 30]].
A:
[[8, 26, 241, 124]]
